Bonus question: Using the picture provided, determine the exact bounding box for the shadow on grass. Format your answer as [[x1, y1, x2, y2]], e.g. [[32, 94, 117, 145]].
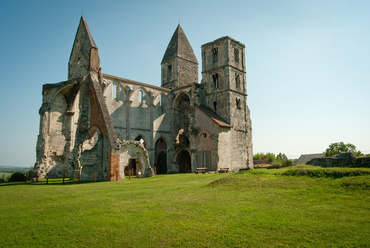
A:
[[0, 178, 106, 187]]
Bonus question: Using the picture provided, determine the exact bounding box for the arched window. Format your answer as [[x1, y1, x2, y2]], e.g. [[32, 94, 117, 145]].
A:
[[212, 47, 218, 63], [236, 98, 241, 110], [113, 84, 118, 100], [234, 48, 239, 63], [212, 73, 219, 89], [139, 90, 143, 105], [235, 74, 240, 89], [167, 64, 172, 82], [135, 135, 147, 148]]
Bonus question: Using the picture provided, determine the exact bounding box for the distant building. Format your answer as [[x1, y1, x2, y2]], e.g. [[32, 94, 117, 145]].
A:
[[33, 17, 253, 181], [296, 153, 325, 165]]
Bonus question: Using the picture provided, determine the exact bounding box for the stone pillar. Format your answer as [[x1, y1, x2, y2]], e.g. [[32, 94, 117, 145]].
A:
[[149, 102, 154, 167], [190, 148, 197, 172], [63, 111, 75, 172], [125, 100, 132, 140]]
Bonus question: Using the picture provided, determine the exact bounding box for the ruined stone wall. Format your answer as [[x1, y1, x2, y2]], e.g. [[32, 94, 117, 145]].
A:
[[117, 140, 154, 178], [80, 135, 104, 181], [216, 129, 251, 171], [307, 153, 370, 168], [102, 75, 173, 172]]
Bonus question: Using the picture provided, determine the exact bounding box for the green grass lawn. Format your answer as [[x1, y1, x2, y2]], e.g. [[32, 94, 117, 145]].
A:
[[1, 166, 369, 247]]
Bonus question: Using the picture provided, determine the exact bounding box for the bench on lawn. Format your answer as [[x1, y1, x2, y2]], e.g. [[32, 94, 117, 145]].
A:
[[195, 168, 207, 174], [218, 168, 229, 173]]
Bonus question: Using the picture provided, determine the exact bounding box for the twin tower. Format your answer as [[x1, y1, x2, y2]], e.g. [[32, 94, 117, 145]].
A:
[[34, 17, 253, 181]]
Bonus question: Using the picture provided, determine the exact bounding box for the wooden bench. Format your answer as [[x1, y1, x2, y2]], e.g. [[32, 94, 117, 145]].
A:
[[195, 168, 207, 174], [218, 168, 229, 173]]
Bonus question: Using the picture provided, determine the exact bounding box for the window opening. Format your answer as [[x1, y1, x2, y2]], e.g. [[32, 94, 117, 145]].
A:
[[236, 98, 241, 110], [212, 47, 218, 63], [234, 48, 239, 63], [235, 74, 240, 89], [212, 73, 219, 89], [167, 64, 172, 82], [139, 90, 143, 105], [113, 84, 118, 100], [135, 135, 147, 148], [213, 101, 217, 112]]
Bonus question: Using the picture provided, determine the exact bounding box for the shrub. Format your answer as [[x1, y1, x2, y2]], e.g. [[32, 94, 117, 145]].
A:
[[282, 168, 370, 178], [282, 159, 293, 167], [8, 172, 26, 182]]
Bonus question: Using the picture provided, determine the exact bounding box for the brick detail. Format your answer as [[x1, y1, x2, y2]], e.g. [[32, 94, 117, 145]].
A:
[[88, 73, 117, 148], [108, 149, 120, 181]]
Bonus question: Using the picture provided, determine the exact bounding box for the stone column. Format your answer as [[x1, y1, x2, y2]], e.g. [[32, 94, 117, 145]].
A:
[[149, 101, 154, 167], [190, 148, 197, 172], [125, 100, 132, 140]]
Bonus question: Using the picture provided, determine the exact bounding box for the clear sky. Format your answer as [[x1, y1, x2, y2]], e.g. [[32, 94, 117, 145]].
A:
[[0, 0, 369, 167]]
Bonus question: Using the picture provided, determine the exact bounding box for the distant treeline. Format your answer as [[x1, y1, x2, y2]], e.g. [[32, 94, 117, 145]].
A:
[[0, 166, 32, 174]]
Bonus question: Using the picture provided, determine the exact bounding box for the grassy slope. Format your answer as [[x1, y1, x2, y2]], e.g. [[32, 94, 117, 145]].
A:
[[0, 167, 369, 247]]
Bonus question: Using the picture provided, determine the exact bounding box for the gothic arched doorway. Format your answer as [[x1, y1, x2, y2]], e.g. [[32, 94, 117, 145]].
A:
[[157, 152, 167, 174], [155, 138, 167, 174], [177, 150, 191, 173]]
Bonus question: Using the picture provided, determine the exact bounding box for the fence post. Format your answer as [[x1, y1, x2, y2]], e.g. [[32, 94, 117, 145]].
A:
[[63, 173, 65, 184], [78, 173, 80, 184], [154, 166, 157, 176], [94, 172, 96, 183], [46, 173, 49, 184], [138, 169, 141, 179], [129, 169, 131, 180], [116, 169, 118, 181]]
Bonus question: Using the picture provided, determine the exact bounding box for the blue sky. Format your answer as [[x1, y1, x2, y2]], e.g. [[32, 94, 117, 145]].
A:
[[0, 0, 369, 167]]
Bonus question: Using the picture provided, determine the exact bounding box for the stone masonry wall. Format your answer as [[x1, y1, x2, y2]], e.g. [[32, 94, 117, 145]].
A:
[[307, 152, 370, 168]]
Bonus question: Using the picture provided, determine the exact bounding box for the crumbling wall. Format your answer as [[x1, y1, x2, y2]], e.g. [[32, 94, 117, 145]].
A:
[[117, 140, 154, 178], [307, 152, 370, 168]]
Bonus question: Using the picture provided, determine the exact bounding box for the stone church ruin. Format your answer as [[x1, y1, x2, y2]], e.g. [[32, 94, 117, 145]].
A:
[[33, 17, 253, 181]]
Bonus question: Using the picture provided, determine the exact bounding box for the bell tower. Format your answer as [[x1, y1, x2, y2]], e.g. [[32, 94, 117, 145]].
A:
[[161, 25, 198, 89], [201, 36, 247, 129], [201, 36, 253, 169]]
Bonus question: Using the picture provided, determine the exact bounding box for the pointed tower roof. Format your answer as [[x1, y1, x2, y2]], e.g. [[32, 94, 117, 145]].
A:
[[68, 17, 100, 79], [161, 25, 198, 64], [69, 17, 97, 61]]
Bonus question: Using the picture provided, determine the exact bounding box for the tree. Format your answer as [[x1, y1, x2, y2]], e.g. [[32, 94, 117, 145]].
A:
[[325, 142, 362, 157], [276, 153, 287, 161]]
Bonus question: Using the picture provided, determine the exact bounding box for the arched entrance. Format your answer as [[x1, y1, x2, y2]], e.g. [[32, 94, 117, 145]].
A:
[[124, 158, 137, 176], [157, 152, 167, 174], [177, 150, 191, 173], [155, 138, 167, 174]]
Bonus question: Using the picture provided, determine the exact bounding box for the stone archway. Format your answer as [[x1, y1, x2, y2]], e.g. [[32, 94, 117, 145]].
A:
[[177, 150, 191, 173]]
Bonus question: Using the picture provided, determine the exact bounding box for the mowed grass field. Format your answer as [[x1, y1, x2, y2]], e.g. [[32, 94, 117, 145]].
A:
[[1, 166, 369, 247]]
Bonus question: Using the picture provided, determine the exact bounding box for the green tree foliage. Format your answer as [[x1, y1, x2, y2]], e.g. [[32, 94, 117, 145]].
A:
[[8, 172, 26, 182], [253, 152, 276, 162], [253, 152, 293, 167], [325, 142, 363, 157]]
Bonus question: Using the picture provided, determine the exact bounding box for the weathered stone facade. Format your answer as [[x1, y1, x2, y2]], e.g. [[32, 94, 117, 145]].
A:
[[33, 17, 253, 181]]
